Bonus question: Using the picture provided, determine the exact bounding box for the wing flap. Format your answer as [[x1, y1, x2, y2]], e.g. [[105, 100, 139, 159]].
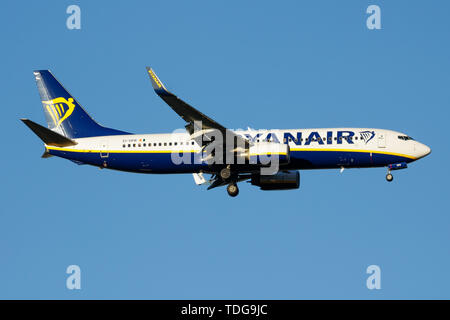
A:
[[192, 172, 207, 185]]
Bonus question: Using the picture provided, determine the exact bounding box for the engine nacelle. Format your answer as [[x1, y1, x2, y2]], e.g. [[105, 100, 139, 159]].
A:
[[248, 142, 290, 165], [251, 170, 300, 190]]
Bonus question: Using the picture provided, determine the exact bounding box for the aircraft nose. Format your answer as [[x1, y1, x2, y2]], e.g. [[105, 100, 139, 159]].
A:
[[415, 142, 431, 159]]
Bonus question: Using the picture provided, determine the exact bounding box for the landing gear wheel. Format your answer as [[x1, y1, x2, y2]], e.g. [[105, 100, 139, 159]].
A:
[[386, 173, 393, 182], [227, 183, 239, 197], [220, 167, 231, 180]]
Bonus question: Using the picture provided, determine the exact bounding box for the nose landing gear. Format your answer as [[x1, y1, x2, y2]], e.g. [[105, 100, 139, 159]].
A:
[[386, 172, 393, 182], [385, 162, 408, 182]]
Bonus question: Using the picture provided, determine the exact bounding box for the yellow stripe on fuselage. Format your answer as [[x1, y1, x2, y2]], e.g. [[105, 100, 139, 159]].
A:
[[249, 152, 288, 156], [46, 146, 416, 160], [46, 146, 199, 154]]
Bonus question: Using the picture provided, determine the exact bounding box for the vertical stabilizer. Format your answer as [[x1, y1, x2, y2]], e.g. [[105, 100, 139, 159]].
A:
[[33, 70, 129, 138]]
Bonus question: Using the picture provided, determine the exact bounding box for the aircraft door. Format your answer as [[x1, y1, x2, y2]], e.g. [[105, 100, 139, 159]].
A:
[[377, 133, 386, 148], [100, 140, 109, 158]]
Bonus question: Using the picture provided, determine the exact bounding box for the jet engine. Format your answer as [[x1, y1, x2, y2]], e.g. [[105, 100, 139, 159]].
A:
[[251, 170, 300, 190]]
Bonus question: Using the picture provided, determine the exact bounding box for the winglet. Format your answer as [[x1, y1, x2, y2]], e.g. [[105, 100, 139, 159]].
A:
[[146, 67, 169, 95]]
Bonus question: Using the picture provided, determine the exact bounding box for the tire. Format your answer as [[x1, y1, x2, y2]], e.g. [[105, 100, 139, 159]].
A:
[[227, 183, 239, 197], [386, 173, 393, 182], [220, 167, 231, 180]]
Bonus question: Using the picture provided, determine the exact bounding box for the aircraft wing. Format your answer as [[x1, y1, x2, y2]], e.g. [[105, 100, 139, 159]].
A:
[[146, 67, 248, 148]]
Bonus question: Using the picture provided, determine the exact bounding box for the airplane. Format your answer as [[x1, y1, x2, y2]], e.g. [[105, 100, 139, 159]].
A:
[[21, 68, 431, 197]]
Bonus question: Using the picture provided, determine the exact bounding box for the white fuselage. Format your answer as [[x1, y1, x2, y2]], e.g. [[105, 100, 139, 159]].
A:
[[45, 128, 431, 174]]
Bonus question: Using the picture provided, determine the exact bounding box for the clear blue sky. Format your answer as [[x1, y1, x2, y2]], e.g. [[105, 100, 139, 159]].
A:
[[0, 0, 449, 299]]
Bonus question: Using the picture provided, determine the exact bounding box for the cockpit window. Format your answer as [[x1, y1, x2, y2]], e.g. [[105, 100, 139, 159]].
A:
[[398, 135, 414, 141]]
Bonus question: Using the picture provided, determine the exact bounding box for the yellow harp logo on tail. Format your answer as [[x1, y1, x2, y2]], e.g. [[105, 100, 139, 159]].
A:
[[42, 97, 76, 127]]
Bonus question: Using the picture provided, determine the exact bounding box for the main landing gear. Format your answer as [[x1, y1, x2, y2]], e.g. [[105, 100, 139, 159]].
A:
[[220, 166, 231, 180], [227, 183, 239, 197], [220, 166, 239, 197]]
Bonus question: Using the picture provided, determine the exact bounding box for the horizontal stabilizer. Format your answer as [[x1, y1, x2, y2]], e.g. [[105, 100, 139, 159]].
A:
[[21, 119, 77, 147], [41, 149, 53, 158]]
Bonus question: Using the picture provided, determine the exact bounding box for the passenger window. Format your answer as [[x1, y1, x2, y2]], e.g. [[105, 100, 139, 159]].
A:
[[158, 143, 161, 146], [174, 142, 177, 146], [122, 144, 126, 148], [128, 144, 131, 147], [192, 141, 195, 145], [164, 143, 167, 146], [138, 144, 141, 147], [169, 142, 172, 146], [180, 142, 183, 145], [133, 144, 136, 147]]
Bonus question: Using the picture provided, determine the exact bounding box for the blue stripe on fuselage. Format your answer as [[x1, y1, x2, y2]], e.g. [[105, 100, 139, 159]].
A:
[[48, 148, 415, 173], [287, 150, 413, 169]]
